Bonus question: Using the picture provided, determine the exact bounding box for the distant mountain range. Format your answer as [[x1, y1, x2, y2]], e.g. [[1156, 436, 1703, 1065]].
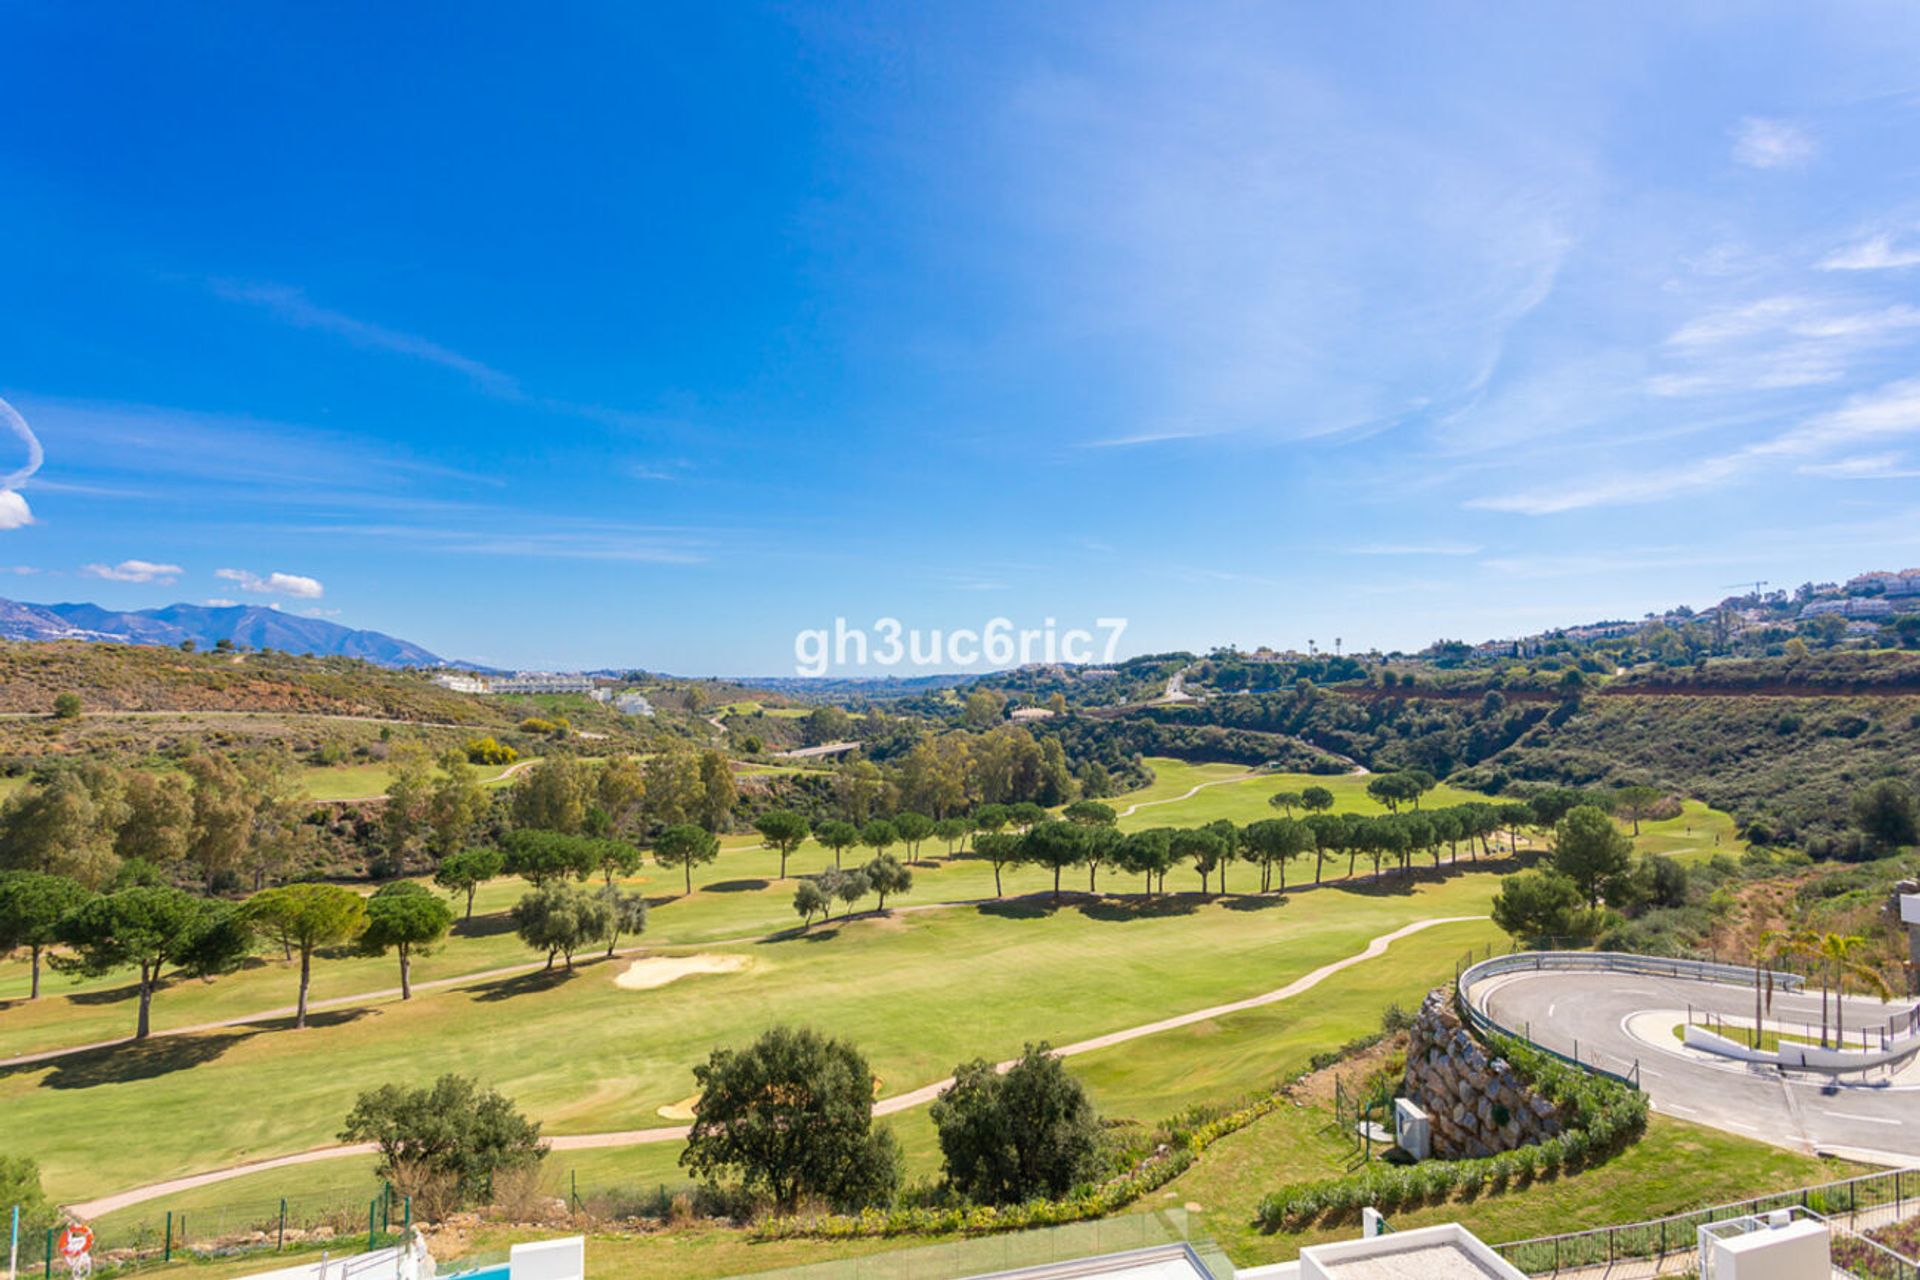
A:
[[0, 598, 442, 667]]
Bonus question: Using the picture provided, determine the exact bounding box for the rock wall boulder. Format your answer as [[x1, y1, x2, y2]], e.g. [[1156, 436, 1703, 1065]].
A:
[[1401, 987, 1560, 1158]]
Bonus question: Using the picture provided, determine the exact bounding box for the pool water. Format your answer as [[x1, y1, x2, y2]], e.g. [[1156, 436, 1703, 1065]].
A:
[[441, 1264, 509, 1280]]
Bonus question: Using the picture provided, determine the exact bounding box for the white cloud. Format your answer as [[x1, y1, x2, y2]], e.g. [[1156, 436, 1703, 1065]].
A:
[[1819, 234, 1920, 272], [1348, 543, 1484, 556], [212, 282, 521, 398], [303, 607, 343, 618], [215, 567, 325, 598], [0, 396, 46, 530], [1470, 378, 1920, 514], [204, 598, 239, 607], [0, 491, 32, 530], [1731, 117, 1815, 170], [83, 559, 184, 584], [1079, 429, 1218, 449], [1795, 453, 1920, 480]]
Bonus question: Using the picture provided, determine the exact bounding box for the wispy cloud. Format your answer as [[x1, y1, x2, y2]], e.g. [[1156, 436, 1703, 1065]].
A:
[[273, 522, 714, 565], [1731, 117, 1815, 170], [216, 567, 325, 598], [212, 281, 521, 397], [1348, 542, 1483, 556], [1819, 233, 1920, 271], [83, 559, 184, 584], [1470, 378, 1920, 514], [0, 396, 46, 529], [1795, 453, 1920, 480], [1078, 429, 1217, 449]]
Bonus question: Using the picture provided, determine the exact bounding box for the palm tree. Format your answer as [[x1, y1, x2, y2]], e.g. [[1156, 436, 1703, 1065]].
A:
[[1818, 933, 1892, 1048], [1761, 925, 1819, 1045]]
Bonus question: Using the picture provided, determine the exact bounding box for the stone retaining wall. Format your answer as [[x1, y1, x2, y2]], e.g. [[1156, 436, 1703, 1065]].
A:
[[1402, 987, 1560, 1158]]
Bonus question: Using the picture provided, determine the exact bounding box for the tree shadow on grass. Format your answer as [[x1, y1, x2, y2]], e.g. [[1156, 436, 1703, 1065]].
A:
[[452, 912, 518, 940], [12, 1008, 374, 1089], [702, 879, 770, 894], [472, 967, 579, 1002], [1075, 896, 1199, 922], [1220, 893, 1291, 913], [976, 898, 1054, 921]]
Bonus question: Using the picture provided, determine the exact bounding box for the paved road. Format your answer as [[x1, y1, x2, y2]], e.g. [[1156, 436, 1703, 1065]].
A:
[[1474, 970, 1920, 1163]]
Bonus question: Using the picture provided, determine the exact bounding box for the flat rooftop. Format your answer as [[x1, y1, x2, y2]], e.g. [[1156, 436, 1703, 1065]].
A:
[[967, 1243, 1218, 1278], [1316, 1242, 1510, 1280]]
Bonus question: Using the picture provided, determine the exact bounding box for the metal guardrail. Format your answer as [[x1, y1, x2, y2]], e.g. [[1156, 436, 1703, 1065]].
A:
[[1456, 950, 1811, 1091], [1492, 1166, 1920, 1276]]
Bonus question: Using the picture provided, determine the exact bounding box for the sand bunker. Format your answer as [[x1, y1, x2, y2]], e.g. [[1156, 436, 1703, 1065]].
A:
[[614, 953, 751, 991], [657, 1094, 700, 1120]]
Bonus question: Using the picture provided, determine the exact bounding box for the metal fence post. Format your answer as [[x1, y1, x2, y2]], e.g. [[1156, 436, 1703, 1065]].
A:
[[43, 1228, 52, 1280], [403, 1197, 411, 1234], [367, 1199, 376, 1251], [278, 1199, 287, 1250], [164, 1210, 173, 1262]]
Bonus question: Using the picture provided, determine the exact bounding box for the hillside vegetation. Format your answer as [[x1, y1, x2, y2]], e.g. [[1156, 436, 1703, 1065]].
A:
[[0, 643, 491, 720]]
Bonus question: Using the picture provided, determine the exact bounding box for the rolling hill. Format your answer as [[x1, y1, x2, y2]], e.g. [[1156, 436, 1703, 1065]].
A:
[[0, 597, 441, 666]]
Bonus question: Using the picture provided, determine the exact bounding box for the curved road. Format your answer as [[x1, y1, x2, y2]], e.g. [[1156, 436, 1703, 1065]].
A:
[[1474, 969, 1920, 1164], [68, 914, 1484, 1219]]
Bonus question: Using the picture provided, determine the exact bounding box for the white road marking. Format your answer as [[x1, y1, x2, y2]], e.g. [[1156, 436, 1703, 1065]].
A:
[[1724, 1120, 1764, 1134], [1659, 1102, 1698, 1116], [1819, 1111, 1904, 1126], [1548, 1002, 1557, 1018]]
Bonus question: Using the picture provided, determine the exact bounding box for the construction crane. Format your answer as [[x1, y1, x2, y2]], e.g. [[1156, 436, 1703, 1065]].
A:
[[1722, 580, 1769, 597]]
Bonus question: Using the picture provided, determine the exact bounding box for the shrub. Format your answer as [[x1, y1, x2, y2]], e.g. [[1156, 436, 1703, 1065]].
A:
[[340, 1074, 547, 1214]]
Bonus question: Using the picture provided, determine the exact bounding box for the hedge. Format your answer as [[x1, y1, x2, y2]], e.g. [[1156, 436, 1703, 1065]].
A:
[[1253, 1033, 1647, 1232], [748, 1034, 1390, 1243]]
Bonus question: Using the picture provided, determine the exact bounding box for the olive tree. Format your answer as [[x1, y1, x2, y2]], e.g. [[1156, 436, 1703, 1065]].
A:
[[511, 882, 611, 971]]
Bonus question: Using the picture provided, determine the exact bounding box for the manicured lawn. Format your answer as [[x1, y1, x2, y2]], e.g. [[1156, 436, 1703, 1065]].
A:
[[12, 874, 1502, 1203], [1115, 771, 1490, 832], [4, 758, 1505, 1046], [1635, 799, 1744, 864], [92, 916, 1504, 1269], [296, 759, 522, 802], [1173, 1104, 1858, 1267]]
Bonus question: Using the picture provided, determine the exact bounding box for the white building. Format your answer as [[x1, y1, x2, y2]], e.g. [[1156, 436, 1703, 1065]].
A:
[[428, 672, 598, 695], [1801, 598, 1893, 620], [614, 692, 654, 716]]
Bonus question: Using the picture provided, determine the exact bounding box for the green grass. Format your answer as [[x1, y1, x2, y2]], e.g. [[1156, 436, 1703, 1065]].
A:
[[1114, 770, 1488, 832], [1669, 1022, 1824, 1052], [91, 915, 1504, 1262], [1171, 1103, 1856, 1267], [11, 870, 1503, 1203], [1634, 799, 1744, 865], [295, 759, 522, 802]]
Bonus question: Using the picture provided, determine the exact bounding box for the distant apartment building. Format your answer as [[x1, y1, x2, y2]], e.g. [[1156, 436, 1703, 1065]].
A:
[[430, 671, 597, 695], [614, 692, 654, 716], [1850, 568, 1920, 597], [1800, 597, 1893, 620]]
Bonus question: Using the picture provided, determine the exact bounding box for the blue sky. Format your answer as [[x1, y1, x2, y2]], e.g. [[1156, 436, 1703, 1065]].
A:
[[5, 3, 1920, 673]]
